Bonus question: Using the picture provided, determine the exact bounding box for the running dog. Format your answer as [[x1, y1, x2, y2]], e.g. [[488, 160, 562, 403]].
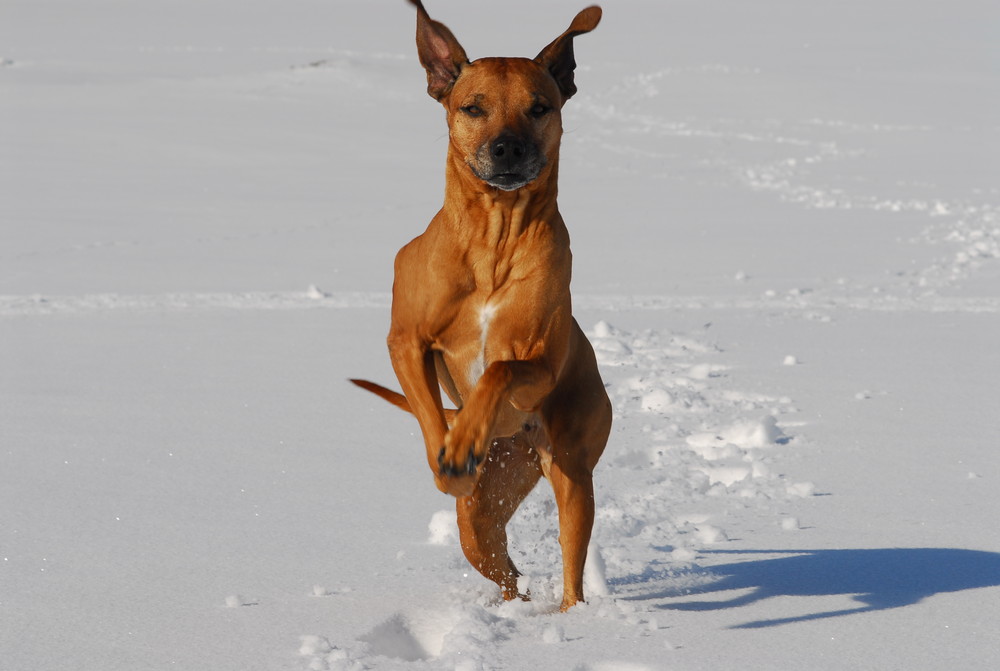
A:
[[353, 0, 610, 611]]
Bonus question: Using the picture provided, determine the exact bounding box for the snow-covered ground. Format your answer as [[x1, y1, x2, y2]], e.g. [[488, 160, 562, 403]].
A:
[[3, 1, 999, 669]]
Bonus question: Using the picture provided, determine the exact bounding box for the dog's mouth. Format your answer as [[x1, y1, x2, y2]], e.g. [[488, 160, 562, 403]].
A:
[[484, 173, 533, 191]]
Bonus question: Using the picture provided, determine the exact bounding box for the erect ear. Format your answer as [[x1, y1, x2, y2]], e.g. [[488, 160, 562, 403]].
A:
[[409, 0, 469, 101], [534, 5, 601, 101]]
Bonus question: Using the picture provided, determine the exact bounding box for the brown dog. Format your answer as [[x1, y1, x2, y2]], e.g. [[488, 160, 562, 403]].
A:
[[352, 0, 611, 612]]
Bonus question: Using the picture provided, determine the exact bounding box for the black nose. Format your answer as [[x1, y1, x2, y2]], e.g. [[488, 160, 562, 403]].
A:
[[491, 136, 526, 163]]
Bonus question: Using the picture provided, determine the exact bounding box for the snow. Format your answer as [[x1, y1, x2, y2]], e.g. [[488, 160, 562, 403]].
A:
[[427, 509, 459, 546], [2, 0, 1000, 669]]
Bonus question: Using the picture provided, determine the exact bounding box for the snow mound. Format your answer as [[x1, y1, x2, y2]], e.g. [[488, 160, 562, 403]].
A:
[[427, 509, 458, 545], [223, 594, 256, 608], [359, 612, 439, 662], [575, 662, 658, 671], [584, 541, 611, 598], [687, 416, 786, 451], [303, 604, 511, 669], [298, 634, 363, 671]]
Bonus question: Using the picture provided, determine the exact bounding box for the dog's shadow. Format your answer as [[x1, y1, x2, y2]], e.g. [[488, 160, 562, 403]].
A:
[[625, 548, 1000, 628]]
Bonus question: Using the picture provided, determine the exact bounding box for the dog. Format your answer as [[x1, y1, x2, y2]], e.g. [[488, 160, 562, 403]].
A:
[[352, 0, 611, 612]]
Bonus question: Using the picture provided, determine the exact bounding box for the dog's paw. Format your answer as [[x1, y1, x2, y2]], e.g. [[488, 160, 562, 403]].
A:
[[435, 425, 488, 496], [435, 445, 481, 497], [438, 445, 481, 477]]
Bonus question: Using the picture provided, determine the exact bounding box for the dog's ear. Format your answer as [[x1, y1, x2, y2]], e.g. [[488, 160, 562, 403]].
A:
[[410, 0, 469, 101], [534, 5, 601, 101]]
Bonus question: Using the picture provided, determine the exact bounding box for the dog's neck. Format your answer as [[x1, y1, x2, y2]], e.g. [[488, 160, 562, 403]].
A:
[[442, 151, 562, 246]]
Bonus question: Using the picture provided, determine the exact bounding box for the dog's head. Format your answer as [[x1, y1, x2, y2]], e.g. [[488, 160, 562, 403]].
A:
[[409, 1, 601, 192]]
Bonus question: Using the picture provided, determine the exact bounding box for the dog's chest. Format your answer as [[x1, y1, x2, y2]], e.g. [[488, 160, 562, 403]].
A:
[[465, 300, 499, 387], [433, 230, 553, 391]]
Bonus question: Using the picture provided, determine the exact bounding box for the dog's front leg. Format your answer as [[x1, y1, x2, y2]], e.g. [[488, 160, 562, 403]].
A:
[[440, 358, 556, 492], [387, 334, 452, 492]]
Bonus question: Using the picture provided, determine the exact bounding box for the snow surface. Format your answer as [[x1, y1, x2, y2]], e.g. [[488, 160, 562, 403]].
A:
[[2, 0, 999, 669]]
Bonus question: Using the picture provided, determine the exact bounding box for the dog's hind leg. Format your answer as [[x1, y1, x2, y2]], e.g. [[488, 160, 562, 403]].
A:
[[543, 323, 612, 611], [547, 455, 598, 611], [456, 432, 543, 601]]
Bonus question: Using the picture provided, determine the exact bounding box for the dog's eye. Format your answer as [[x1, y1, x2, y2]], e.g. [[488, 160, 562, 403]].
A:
[[529, 104, 551, 118], [461, 105, 484, 118]]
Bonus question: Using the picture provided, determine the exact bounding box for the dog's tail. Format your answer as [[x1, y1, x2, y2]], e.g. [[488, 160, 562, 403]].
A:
[[350, 378, 412, 412], [350, 378, 457, 421]]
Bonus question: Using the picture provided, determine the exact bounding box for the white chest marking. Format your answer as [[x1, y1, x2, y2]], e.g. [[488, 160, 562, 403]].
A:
[[468, 302, 498, 387]]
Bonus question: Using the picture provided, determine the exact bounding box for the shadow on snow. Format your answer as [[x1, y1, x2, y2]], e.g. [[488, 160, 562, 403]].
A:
[[627, 548, 1000, 629]]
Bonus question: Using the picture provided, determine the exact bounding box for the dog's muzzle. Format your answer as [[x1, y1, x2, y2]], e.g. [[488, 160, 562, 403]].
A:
[[472, 134, 545, 191]]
